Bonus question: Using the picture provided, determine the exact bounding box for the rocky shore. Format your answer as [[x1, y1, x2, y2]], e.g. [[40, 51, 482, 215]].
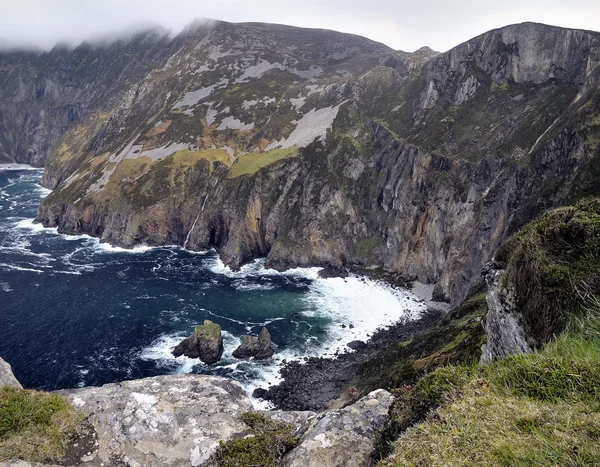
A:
[[255, 308, 445, 411]]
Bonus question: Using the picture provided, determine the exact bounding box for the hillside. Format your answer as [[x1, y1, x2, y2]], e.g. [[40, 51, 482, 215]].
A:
[[8, 20, 594, 307]]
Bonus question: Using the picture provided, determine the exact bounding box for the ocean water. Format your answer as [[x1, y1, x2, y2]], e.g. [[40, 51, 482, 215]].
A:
[[0, 168, 426, 402]]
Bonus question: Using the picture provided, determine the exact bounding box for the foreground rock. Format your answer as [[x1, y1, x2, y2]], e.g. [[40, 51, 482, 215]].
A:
[[173, 320, 224, 364], [0, 357, 22, 389], [282, 389, 394, 467], [232, 327, 275, 359], [60, 375, 254, 466], [0, 369, 393, 467], [480, 261, 532, 364]]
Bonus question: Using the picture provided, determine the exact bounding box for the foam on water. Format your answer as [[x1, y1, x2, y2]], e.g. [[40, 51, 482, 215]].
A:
[[139, 269, 426, 407]]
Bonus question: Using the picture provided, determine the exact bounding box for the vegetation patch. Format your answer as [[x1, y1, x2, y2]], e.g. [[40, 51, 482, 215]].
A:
[[228, 147, 298, 178], [377, 270, 600, 466], [171, 148, 231, 174], [495, 197, 600, 345], [0, 387, 83, 463], [209, 412, 299, 467]]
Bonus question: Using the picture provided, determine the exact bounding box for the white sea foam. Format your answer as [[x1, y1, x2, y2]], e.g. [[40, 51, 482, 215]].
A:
[[14, 218, 58, 234], [0, 164, 42, 171], [208, 257, 321, 280], [0, 263, 45, 273]]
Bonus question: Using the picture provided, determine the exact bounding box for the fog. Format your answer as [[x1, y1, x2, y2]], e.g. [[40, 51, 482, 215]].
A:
[[1, 0, 599, 52]]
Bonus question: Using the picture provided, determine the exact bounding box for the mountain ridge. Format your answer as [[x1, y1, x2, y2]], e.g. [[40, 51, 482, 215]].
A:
[[0, 19, 598, 307]]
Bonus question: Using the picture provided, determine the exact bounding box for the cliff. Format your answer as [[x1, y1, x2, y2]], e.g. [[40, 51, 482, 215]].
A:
[[25, 21, 600, 305]]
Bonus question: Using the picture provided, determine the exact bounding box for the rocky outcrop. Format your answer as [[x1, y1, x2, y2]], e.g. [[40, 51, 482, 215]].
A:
[[0, 357, 22, 389], [0, 374, 391, 467], [173, 320, 224, 364], [480, 261, 533, 364], [282, 389, 393, 467], [59, 375, 254, 466], [232, 327, 275, 359]]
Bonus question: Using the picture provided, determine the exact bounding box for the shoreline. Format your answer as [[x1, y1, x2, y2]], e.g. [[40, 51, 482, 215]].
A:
[[255, 307, 446, 411]]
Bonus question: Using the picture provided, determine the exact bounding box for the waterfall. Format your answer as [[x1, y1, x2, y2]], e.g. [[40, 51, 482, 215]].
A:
[[183, 212, 201, 250]]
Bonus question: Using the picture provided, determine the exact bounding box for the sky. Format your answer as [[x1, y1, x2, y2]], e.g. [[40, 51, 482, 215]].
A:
[[1, 0, 599, 52]]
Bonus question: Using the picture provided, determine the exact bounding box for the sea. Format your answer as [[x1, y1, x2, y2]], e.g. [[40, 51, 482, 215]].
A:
[[0, 167, 426, 405]]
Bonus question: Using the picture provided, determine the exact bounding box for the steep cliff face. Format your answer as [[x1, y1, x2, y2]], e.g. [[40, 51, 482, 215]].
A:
[[29, 20, 600, 305]]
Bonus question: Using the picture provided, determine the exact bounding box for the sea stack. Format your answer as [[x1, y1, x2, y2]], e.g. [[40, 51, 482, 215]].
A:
[[173, 320, 224, 364], [233, 327, 275, 359]]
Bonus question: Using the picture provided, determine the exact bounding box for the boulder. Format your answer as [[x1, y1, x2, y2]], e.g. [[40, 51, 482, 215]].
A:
[[282, 389, 394, 467], [232, 327, 275, 359], [173, 320, 224, 364], [346, 340, 367, 350], [0, 357, 22, 389], [60, 375, 254, 467]]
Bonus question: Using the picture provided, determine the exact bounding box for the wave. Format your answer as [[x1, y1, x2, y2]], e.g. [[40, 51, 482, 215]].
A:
[[0, 164, 43, 172], [208, 257, 321, 280], [0, 263, 46, 273]]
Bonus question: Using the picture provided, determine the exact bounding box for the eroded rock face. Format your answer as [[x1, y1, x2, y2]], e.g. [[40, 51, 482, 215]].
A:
[[173, 320, 224, 364], [232, 327, 275, 359], [282, 389, 394, 467], [480, 261, 533, 364], [60, 375, 254, 467], [0, 357, 22, 389]]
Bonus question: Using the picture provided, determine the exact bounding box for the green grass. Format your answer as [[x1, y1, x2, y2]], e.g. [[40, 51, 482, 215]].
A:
[[209, 412, 299, 467], [228, 146, 298, 178], [0, 387, 83, 463], [378, 287, 600, 467]]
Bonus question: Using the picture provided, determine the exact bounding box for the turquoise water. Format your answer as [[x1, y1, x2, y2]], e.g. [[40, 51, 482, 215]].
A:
[[0, 168, 425, 398]]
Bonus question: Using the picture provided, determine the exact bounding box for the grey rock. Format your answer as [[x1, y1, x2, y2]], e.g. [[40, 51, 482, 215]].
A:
[[480, 261, 533, 364], [0, 357, 22, 389], [346, 340, 367, 350], [60, 374, 254, 467], [232, 327, 275, 359], [173, 320, 224, 364], [282, 389, 394, 467]]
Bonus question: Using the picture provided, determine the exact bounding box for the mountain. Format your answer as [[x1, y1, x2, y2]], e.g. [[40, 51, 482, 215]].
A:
[[2, 20, 599, 306]]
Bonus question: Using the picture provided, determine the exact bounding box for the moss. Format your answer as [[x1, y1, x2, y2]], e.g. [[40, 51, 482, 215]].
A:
[[209, 412, 299, 467], [495, 197, 600, 345], [195, 320, 222, 341], [356, 233, 383, 256], [0, 387, 83, 463]]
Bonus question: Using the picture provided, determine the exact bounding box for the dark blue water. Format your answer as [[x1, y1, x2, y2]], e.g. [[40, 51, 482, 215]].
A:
[[0, 168, 424, 398]]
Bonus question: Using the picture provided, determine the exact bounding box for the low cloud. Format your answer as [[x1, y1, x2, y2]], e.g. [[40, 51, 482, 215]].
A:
[[1, 0, 599, 52]]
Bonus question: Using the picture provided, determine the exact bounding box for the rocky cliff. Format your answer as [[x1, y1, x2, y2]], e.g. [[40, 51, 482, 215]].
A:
[[8, 20, 597, 305]]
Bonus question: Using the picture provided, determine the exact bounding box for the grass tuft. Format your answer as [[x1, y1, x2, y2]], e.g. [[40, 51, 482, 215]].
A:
[[0, 387, 83, 463], [209, 412, 299, 467]]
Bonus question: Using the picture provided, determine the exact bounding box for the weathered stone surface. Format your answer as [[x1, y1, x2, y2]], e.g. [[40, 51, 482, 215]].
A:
[[173, 320, 224, 364], [59, 374, 254, 467], [282, 389, 394, 467], [0, 357, 22, 389], [232, 327, 275, 359], [0, 462, 59, 467], [480, 261, 532, 364]]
